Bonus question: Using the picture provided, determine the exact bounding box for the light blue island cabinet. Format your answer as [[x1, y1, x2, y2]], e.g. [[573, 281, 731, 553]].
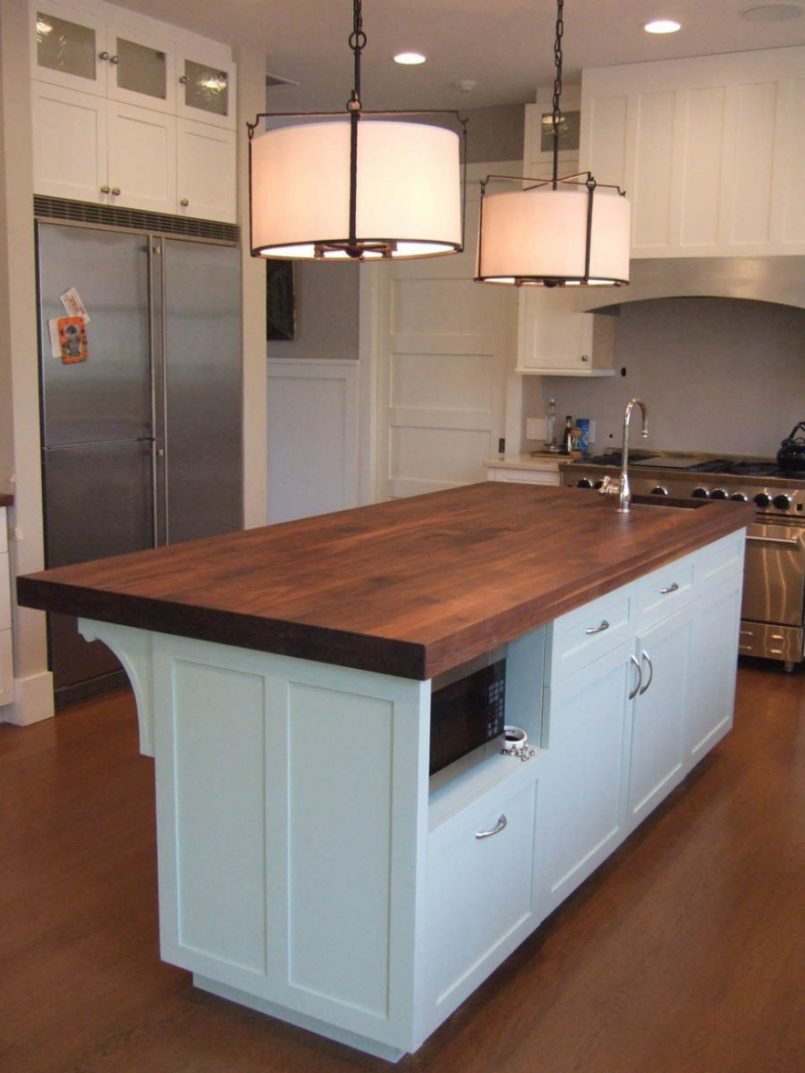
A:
[[17, 483, 751, 1060], [74, 528, 744, 1061]]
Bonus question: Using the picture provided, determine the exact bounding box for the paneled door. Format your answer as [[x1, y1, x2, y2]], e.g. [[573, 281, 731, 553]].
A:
[[369, 163, 518, 500]]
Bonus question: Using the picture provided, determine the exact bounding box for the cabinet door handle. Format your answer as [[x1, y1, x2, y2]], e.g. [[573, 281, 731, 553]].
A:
[[180, 198, 189, 207], [111, 187, 121, 196], [100, 185, 110, 194], [639, 650, 654, 695], [628, 654, 642, 700], [659, 582, 679, 594], [110, 54, 119, 64], [179, 75, 188, 84], [99, 51, 110, 61], [475, 815, 507, 840], [585, 619, 610, 635]]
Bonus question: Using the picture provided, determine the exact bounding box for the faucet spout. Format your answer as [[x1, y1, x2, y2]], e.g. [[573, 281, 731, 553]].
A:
[[617, 397, 648, 513]]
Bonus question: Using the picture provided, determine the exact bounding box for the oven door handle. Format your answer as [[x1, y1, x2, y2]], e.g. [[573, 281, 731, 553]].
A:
[[746, 535, 802, 548]]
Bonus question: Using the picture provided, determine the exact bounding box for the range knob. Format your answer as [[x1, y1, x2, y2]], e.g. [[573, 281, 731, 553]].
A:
[[593, 479, 605, 490], [691, 487, 709, 498], [576, 478, 593, 488], [773, 493, 792, 511], [650, 486, 668, 496], [730, 492, 748, 502], [754, 492, 771, 509], [710, 489, 728, 500]]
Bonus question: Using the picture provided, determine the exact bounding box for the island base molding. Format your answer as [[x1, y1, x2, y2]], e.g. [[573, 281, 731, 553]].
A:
[[194, 976, 407, 1063]]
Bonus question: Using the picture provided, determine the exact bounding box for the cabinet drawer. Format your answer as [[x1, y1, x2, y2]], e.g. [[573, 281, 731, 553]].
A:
[[636, 555, 695, 627], [0, 629, 13, 705], [549, 583, 634, 681], [426, 774, 538, 1018]]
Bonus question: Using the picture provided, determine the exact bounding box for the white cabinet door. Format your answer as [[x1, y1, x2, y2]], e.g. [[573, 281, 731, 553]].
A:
[[31, 81, 108, 203], [541, 640, 633, 914], [685, 576, 742, 764], [517, 287, 615, 376], [176, 119, 236, 222], [175, 51, 236, 130], [31, 1, 108, 97], [627, 608, 692, 829], [104, 19, 175, 115], [107, 102, 175, 213]]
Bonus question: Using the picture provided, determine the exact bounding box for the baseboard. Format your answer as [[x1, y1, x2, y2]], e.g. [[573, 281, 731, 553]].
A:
[[0, 669, 55, 726]]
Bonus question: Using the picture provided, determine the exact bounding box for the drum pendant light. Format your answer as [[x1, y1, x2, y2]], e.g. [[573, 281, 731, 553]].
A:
[[476, 0, 631, 286], [247, 0, 468, 261]]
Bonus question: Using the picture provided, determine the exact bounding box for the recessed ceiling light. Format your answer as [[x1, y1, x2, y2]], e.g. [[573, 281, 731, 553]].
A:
[[644, 18, 682, 33], [741, 3, 803, 21], [394, 51, 427, 65]]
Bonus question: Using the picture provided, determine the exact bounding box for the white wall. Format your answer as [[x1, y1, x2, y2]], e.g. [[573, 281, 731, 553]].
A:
[[522, 297, 805, 458]]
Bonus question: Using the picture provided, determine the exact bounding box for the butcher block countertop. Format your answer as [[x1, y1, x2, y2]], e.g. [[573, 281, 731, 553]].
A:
[[17, 483, 752, 680]]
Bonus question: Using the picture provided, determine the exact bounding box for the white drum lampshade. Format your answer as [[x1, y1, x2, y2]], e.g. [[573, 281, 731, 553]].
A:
[[250, 118, 463, 260], [476, 179, 631, 285]]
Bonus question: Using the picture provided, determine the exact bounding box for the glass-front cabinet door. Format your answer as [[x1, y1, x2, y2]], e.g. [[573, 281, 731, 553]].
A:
[[32, 1, 176, 113], [33, 3, 107, 96], [176, 52, 237, 129]]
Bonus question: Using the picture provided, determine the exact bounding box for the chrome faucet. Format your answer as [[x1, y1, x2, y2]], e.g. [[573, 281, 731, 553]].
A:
[[600, 398, 649, 513]]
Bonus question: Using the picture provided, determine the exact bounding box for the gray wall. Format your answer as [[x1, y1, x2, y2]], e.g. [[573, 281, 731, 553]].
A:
[[267, 260, 359, 361], [523, 297, 805, 459]]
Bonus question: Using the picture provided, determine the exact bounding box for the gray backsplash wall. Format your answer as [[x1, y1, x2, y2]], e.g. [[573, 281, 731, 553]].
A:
[[524, 297, 805, 458]]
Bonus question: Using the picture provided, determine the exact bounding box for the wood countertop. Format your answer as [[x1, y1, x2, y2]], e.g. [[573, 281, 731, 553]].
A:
[[17, 483, 753, 680]]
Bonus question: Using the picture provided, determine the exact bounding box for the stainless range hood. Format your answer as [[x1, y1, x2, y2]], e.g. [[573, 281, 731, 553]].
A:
[[580, 256, 805, 312]]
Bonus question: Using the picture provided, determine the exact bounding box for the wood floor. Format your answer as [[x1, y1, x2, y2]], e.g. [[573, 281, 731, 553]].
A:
[[1, 660, 803, 1073]]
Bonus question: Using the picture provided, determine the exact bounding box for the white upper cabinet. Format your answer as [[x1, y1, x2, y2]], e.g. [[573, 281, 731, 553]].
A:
[[30, 0, 237, 221], [580, 47, 805, 258]]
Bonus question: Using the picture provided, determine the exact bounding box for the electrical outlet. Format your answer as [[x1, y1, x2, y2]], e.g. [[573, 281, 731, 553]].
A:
[[526, 417, 547, 440]]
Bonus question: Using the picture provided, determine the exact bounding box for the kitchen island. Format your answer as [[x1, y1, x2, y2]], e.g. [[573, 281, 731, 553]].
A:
[[17, 483, 751, 1060]]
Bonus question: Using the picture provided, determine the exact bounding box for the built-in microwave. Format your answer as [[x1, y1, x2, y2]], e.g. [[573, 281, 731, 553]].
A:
[[429, 651, 506, 775]]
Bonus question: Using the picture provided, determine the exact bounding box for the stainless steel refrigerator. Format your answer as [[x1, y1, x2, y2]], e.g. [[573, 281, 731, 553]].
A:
[[37, 221, 242, 706]]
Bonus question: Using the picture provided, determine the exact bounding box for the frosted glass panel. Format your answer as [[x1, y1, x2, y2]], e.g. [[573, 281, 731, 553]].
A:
[[36, 11, 96, 82], [116, 37, 167, 100], [184, 60, 229, 117]]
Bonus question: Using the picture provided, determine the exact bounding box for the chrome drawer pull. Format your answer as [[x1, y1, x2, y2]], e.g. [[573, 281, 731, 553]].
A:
[[475, 815, 507, 840], [628, 654, 642, 700], [659, 582, 679, 594], [585, 619, 610, 635]]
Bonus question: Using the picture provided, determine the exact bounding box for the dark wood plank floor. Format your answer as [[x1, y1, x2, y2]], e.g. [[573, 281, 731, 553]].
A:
[[1, 660, 803, 1073]]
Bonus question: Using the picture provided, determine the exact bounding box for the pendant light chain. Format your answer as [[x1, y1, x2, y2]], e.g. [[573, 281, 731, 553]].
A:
[[348, 0, 366, 112], [551, 0, 564, 186]]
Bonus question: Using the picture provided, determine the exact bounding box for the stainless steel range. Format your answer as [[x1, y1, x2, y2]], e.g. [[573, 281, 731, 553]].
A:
[[561, 452, 805, 671]]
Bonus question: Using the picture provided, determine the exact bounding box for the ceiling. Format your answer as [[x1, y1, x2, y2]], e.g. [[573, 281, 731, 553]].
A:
[[113, 1, 804, 111]]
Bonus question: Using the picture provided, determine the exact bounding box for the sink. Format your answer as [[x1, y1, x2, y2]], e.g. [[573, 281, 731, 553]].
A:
[[629, 494, 709, 510]]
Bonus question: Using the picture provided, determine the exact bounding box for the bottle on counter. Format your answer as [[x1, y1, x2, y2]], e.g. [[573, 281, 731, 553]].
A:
[[544, 397, 560, 453], [562, 415, 574, 454]]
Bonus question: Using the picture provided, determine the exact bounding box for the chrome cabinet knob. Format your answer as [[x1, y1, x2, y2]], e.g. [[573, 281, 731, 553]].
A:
[[179, 75, 188, 84], [110, 54, 119, 64], [99, 51, 110, 61], [580, 354, 590, 362], [100, 185, 111, 194], [180, 198, 189, 207], [111, 187, 121, 196]]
